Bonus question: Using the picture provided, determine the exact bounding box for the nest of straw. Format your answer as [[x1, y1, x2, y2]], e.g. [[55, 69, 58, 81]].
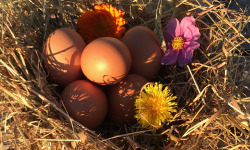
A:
[[0, 0, 249, 149]]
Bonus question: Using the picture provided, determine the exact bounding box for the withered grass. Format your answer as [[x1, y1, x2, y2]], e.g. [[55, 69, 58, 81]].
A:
[[0, 0, 249, 149]]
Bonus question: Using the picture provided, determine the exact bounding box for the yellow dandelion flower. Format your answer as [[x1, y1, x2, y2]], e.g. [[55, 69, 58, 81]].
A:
[[77, 3, 127, 43], [134, 82, 177, 131]]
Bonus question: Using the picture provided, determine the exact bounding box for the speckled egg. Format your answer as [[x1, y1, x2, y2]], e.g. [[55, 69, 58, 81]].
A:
[[122, 26, 162, 79], [107, 74, 148, 124], [43, 28, 86, 87], [81, 37, 131, 85], [61, 80, 108, 129]]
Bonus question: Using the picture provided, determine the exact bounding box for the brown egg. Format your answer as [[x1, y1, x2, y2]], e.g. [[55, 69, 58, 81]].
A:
[[61, 80, 108, 129], [122, 26, 162, 79], [107, 74, 147, 125], [81, 37, 131, 85], [43, 28, 86, 87]]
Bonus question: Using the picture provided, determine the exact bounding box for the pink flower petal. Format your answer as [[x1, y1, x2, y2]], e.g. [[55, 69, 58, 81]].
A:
[[177, 42, 200, 67], [162, 30, 174, 43], [161, 49, 179, 65], [180, 16, 196, 27], [166, 18, 181, 37], [162, 30, 174, 50], [184, 42, 200, 59], [180, 16, 200, 42], [184, 25, 200, 42]]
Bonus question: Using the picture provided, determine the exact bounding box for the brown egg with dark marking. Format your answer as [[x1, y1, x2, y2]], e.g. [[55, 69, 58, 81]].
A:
[[122, 26, 162, 80], [61, 80, 108, 129], [107, 74, 148, 125], [43, 28, 86, 87], [81, 37, 131, 85]]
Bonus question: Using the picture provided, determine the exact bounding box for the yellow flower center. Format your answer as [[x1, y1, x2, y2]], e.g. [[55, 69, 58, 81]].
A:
[[95, 21, 108, 35], [146, 97, 163, 116], [172, 37, 184, 49]]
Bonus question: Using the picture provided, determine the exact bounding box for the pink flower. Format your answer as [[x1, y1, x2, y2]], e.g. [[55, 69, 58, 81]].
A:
[[161, 16, 200, 67]]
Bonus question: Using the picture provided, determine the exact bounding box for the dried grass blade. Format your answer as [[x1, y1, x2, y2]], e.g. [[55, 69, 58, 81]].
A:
[[228, 144, 250, 150], [226, 116, 249, 136], [0, 86, 32, 109], [189, 84, 212, 105], [228, 103, 250, 120], [181, 118, 209, 138], [35, 139, 82, 142], [0, 59, 26, 82], [203, 105, 227, 129]]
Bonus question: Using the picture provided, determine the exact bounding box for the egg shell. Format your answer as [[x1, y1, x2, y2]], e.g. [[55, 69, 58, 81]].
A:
[[61, 80, 108, 129], [122, 26, 162, 79], [107, 74, 147, 125], [81, 37, 131, 85], [43, 28, 86, 87]]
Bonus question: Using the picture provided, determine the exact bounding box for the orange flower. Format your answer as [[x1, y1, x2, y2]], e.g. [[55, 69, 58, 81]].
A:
[[77, 4, 127, 43]]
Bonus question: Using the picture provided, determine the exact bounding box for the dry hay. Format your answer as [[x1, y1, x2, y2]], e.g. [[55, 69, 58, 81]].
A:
[[0, 0, 249, 149]]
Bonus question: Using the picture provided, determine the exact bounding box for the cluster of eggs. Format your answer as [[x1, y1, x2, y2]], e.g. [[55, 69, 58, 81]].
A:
[[43, 26, 162, 129]]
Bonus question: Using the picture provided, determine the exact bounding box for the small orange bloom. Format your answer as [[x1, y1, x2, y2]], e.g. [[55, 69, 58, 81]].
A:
[[77, 4, 127, 43]]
